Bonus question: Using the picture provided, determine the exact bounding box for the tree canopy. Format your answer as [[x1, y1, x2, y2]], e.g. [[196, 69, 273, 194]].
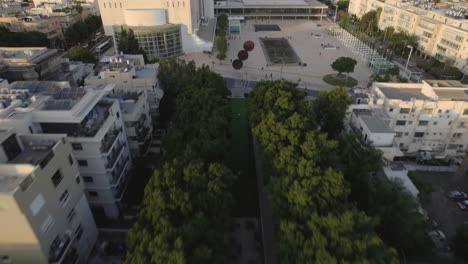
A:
[[0, 27, 50, 47], [69, 46, 97, 63], [331, 57, 357, 76], [315, 86, 352, 139], [65, 15, 102, 47], [125, 60, 235, 264], [247, 81, 398, 263], [118, 28, 147, 61]]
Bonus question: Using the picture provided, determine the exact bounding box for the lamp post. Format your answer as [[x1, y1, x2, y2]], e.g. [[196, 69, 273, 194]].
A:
[[404, 45, 413, 79]]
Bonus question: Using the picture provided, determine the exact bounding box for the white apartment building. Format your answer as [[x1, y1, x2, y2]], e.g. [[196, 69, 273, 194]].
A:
[[108, 91, 153, 156], [0, 129, 97, 264], [347, 80, 468, 160], [85, 54, 163, 117], [348, 0, 468, 73], [0, 81, 132, 219], [98, 0, 216, 59]]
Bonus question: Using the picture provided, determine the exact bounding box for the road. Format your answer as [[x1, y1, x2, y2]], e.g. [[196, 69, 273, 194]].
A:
[[224, 77, 320, 98]]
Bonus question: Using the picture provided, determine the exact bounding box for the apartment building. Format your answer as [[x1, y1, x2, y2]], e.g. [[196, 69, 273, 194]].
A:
[[98, 0, 216, 59], [347, 80, 468, 160], [108, 91, 153, 156], [348, 0, 468, 73], [0, 15, 64, 47], [0, 48, 70, 83], [0, 0, 31, 16], [85, 54, 163, 117], [0, 129, 97, 264], [0, 81, 132, 219]]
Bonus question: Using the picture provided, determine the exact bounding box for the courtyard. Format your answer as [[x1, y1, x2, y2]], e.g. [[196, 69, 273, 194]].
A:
[[182, 20, 373, 91]]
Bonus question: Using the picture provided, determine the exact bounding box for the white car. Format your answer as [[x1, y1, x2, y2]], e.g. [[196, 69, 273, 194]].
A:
[[458, 200, 468, 211]]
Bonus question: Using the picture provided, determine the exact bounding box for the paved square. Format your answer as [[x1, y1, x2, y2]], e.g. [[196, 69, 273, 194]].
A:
[[182, 20, 373, 91]]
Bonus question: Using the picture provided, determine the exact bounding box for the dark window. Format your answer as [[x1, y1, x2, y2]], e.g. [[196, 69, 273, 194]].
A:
[[78, 160, 88, 167], [76, 176, 81, 184], [72, 143, 83, 150], [74, 224, 83, 240], [414, 132, 424, 138], [67, 208, 76, 222], [399, 108, 410, 114], [418, 120, 429, 126], [39, 151, 55, 169], [59, 190, 70, 207], [395, 132, 403, 137], [89, 191, 98, 197], [433, 121, 438, 125], [51, 170, 63, 187], [29, 126, 34, 133], [117, 112, 120, 119], [2, 134, 21, 161], [396, 120, 406, 126], [68, 154, 74, 165], [464, 109, 468, 115], [83, 176, 93, 183], [389, 108, 394, 112]]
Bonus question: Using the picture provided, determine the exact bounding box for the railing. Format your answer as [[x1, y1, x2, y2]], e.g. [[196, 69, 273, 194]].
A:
[[49, 235, 71, 263], [106, 142, 125, 169], [100, 127, 122, 153], [110, 156, 130, 185]]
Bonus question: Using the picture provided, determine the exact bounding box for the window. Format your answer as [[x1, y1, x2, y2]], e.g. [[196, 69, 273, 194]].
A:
[[68, 154, 74, 165], [399, 143, 405, 148], [72, 143, 82, 150], [40, 215, 54, 233], [389, 108, 394, 112], [453, 133, 463, 138], [51, 170, 63, 187], [396, 120, 406, 126], [29, 126, 34, 133], [59, 190, 70, 207], [39, 151, 54, 169], [120, 2, 122, 7], [421, 108, 433, 114], [433, 121, 438, 125], [89, 191, 98, 197], [83, 176, 93, 183], [463, 109, 468, 115], [30, 193, 45, 216], [446, 110, 450, 113], [116, 112, 120, 119], [396, 132, 403, 137], [438, 109, 442, 113], [399, 108, 410, 114], [449, 121, 452, 125], [408, 121, 413, 125], [114, 2, 117, 8], [459, 145, 464, 149], [2, 134, 21, 161], [418, 120, 429, 126], [404, 132, 409, 136], [67, 208, 76, 222], [460, 122, 465, 127], [74, 224, 83, 240], [103, 2, 106, 7], [414, 132, 424, 138], [78, 160, 88, 167]]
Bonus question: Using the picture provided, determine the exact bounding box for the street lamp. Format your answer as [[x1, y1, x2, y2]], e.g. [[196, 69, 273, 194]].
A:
[[404, 45, 413, 79]]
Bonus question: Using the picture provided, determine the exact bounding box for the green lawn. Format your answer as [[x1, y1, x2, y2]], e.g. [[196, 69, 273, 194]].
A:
[[323, 74, 358, 87], [229, 99, 259, 217]]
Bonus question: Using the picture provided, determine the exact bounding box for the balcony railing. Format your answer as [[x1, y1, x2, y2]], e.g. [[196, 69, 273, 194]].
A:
[[106, 142, 125, 169], [49, 234, 71, 263], [110, 156, 130, 185], [100, 127, 122, 153]]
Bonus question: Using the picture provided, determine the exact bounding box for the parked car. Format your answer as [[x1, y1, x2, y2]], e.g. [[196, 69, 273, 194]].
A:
[[458, 200, 468, 211], [428, 230, 446, 241], [446, 190, 468, 200]]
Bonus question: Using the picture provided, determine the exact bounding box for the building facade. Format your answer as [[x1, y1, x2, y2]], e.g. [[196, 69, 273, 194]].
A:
[[348, 0, 468, 73], [0, 129, 98, 264], [85, 54, 163, 117], [347, 80, 468, 160], [0, 48, 70, 83], [98, 0, 216, 59], [0, 82, 133, 219]]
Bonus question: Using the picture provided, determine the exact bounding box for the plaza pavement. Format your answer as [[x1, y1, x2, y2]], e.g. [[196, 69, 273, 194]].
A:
[[181, 20, 374, 91]]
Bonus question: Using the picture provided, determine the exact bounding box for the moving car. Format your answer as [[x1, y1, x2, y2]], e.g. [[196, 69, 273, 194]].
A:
[[446, 191, 468, 200], [458, 200, 468, 211]]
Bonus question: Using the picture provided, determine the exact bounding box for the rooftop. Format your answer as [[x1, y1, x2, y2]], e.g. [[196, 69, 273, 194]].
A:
[[0, 47, 48, 61], [197, 18, 216, 43], [8, 136, 56, 165], [216, 0, 327, 8], [360, 115, 394, 133], [433, 88, 468, 101], [378, 86, 427, 101]]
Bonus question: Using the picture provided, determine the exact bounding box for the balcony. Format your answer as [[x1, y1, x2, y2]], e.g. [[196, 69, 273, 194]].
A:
[[137, 126, 150, 143], [110, 156, 130, 185], [100, 127, 122, 153], [106, 142, 125, 169], [49, 234, 71, 263]]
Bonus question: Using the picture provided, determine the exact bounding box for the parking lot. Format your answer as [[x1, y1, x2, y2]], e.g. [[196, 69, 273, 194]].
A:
[[422, 162, 468, 239]]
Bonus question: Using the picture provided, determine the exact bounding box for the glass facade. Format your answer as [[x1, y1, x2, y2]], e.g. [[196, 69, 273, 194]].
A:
[[114, 24, 183, 60]]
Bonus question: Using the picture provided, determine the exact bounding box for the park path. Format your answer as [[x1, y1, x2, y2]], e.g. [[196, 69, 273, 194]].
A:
[[252, 136, 278, 264]]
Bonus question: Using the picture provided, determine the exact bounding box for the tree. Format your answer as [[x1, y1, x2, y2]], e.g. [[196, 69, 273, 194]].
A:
[[408, 172, 433, 202], [315, 86, 352, 139], [69, 46, 97, 63], [452, 223, 468, 261], [0, 27, 50, 47], [337, 0, 349, 10], [331, 57, 357, 77], [358, 8, 382, 34], [117, 28, 147, 60]]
